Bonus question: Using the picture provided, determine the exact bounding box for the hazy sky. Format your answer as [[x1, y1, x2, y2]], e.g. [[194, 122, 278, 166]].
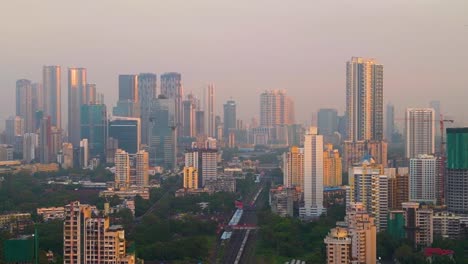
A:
[[1, 0, 467, 129]]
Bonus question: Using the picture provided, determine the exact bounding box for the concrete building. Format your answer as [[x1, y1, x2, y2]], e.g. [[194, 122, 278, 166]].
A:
[[385, 103, 395, 142], [182, 96, 196, 138], [23, 133, 38, 163], [0, 145, 14, 161], [446, 127, 468, 214], [149, 97, 176, 169], [300, 127, 326, 219], [183, 166, 199, 189], [387, 210, 405, 241], [433, 211, 463, 240], [135, 150, 149, 186], [79, 139, 89, 169], [108, 117, 140, 154], [317, 108, 338, 136], [5, 116, 24, 145], [223, 100, 236, 139], [270, 187, 295, 217], [346, 57, 383, 142], [62, 143, 74, 169], [204, 84, 216, 137], [259, 90, 295, 128], [343, 140, 387, 173], [80, 104, 107, 159], [323, 144, 342, 186], [39, 116, 52, 164], [324, 227, 352, 264], [118, 75, 138, 102], [409, 155, 437, 204], [161, 72, 183, 137], [63, 201, 93, 264], [348, 159, 388, 231], [184, 142, 217, 187], [16, 79, 34, 133], [43, 65, 61, 129], [402, 202, 433, 248], [282, 146, 304, 189], [387, 170, 409, 209], [138, 73, 157, 145], [405, 108, 435, 159], [345, 203, 377, 264], [68, 68, 87, 146], [115, 149, 130, 189]]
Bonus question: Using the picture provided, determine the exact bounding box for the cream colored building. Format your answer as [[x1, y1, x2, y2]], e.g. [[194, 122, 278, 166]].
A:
[[183, 166, 199, 189], [115, 149, 130, 189], [324, 227, 352, 264], [135, 150, 149, 186], [282, 146, 304, 190], [346, 203, 377, 264], [323, 144, 342, 186]]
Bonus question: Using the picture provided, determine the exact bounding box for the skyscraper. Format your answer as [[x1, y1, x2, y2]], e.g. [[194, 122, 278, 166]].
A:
[[385, 103, 395, 142], [115, 149, 130, 189], [138, 73, 157, 144], [161, 73, 183, 137], [31, 82, 43, 113], [259, 90, 295, 128], [63, 201, 92, 264], [85, 83, 96, 104], [16, 79, 34, 133], [39, 116, 52, 164], [346, 57, 383, 141], [23, 133, 38, 163], [182, 95, 196, 137], [5, 116, 24, 145], [405, 108, 435, 158], [149, 97, 176, 169], [282, 146, 304, 189], [429, 100, 441, 149], [402, 202, 433, 248], [184, 141, 217, 187], [136, 150, 149, 186], [300, 127, 326, 219], [409, 154, 437, 204], [68, 68, 87, 146], [80, 104, 107, 159], [205, 84, 216, 137], [108, 117, 141, 154], [446, 127, 468, 214], [345, 203, 377, 264], [317, 108, 338, 136], [43, 65, 61, 129], [79, 139, 89, 169], [118, 75, 138, 102], [223, 100, 236, 138]]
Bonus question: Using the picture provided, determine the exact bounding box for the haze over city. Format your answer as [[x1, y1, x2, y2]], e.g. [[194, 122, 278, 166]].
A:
[[1, 0, 467, 127]]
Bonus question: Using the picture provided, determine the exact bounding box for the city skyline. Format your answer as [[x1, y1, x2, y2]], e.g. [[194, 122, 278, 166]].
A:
[[1, 1, 467, 127]]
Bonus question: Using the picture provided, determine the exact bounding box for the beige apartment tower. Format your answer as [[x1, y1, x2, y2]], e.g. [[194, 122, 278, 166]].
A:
[[323, 144, 342, 186], [324, 227, 352, 264], [282, 146, 304, 190], [136, 150, 149, 186]]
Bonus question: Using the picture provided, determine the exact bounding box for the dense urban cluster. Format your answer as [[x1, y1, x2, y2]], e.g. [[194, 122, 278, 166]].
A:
[[0, 56, 467, 264]]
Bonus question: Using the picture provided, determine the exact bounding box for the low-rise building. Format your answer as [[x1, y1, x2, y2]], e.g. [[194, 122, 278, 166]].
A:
[[270, 187, 294, 217], [36, 207, 65, 221], [433, 211, 462, 240]]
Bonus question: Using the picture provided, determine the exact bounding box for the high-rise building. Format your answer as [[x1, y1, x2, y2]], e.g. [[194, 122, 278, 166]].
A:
[[205, 84, 216, 137], [135, 150, 149, 186], [348, 159, 388, 231], [23, 133, 38, 163], [79, 139, 89, 169], [345, 203, 377, 264], [108, 117, 141, 154], [387, 169, 409, 209], [5, 116, 24, 145], [85, 83, 96, 104], [182, 95, 196, 137], [80, 104, 107, 159], [346, 57, 383, 141], [184, 141, 217, 187], [324, 227, 352, 264], [429, 100, 441, 149], [300, 127, 326, 219], [195, 110, 205, 136], [446, 127, 468, 214], [31, 82, 43, 113], [433, 211, 463, 240], [402, 202, 433, 248], [385, 103, 395, 142], [409, 155, 437, 204], [161, 73, 183, 137], [62, 143, 74, 169], [323, 144, 342, 186], [223, 100, 236, 138], [50, 126, 62, 162], [405, 108, 435, 158], [149, 97, 176, 169], [39, 116, 52, 164], [115, 149, 130, 189], [282, 146, 304, 189], [16, 79, 34, 133], [119, 75, 138, 102], [63, 201, 93, 264], [387, 210, 405, 241], [317, 109, 338, 136], [68, 68, 87, 146], [343, 140, 388, 172], [138, 73, 157, 144], [183, 166, 199, 189], [0, 145, 14, 161], [259, 90, 295, 128], [43, 66, 61, 129]]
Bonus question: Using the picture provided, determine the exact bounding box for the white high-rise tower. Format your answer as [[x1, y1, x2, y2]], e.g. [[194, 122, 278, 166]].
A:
[[405, 108, 435, 158], [300, 127, 326, 219], [205, 84, 215, 137]]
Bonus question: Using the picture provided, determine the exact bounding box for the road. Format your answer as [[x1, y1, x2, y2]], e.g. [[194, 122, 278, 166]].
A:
[[220, 183, 266, 264]]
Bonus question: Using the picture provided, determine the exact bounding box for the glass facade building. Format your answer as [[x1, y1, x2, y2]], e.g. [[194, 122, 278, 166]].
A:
[[81, 104, 107, 159]]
